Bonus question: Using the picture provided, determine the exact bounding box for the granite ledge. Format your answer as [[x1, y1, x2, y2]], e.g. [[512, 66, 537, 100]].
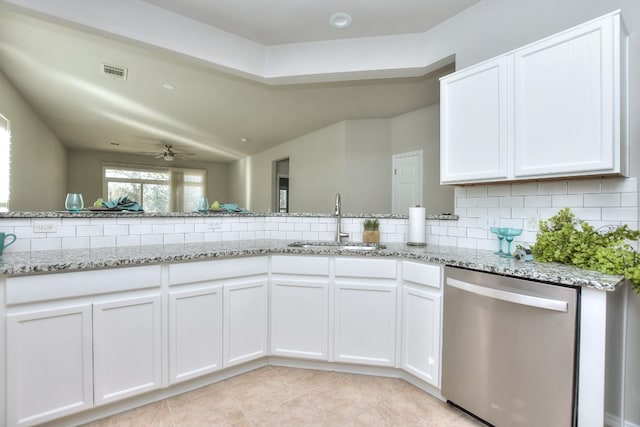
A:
[[0, 211, 458, 220], [0, 240, 623, 291]]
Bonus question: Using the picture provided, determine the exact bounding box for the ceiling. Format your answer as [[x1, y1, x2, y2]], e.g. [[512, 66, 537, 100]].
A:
[[0, 1, 478, 163]]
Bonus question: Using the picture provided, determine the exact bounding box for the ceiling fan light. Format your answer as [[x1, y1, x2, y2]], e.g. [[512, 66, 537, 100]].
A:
[[163, 153, 174, 161]]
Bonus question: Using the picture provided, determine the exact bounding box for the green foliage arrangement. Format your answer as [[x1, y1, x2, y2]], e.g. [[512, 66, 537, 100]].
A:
[[363, 219, 380, 231], [531, 208, 640, 292]]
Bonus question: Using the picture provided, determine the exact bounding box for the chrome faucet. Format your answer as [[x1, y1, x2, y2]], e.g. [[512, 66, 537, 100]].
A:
[[334, 192, 349, 244]]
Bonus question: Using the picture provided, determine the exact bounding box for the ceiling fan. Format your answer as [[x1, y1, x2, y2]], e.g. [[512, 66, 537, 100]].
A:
[[140, 144, 195, 162]]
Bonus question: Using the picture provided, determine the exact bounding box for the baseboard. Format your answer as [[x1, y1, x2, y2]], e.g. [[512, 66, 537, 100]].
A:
[[605, 412, 640, 427]]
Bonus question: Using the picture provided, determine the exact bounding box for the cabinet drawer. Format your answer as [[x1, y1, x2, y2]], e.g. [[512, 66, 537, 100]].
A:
[[169, 257, 268, 285], [271, 256, 329, 276], [402, 261, 441, 289], [6, 265, 162, 305], [334, 258, 396, 279]]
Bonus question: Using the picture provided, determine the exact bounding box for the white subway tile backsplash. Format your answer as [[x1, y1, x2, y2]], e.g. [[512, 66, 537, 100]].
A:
[[487, 185, 511, 197], [602, 208, 638, 222], [141, 234, 163, 245], [117, 235, 141, 247], [499, 196, 524, 208], [76, 225, 103, 237], [61, 237, 90, 249], [104, 224, 129, 236], [524, 196, 552, 208], [551, 194, 584, 207], [3, 173, 637, 253], [602, 177, 637, 193], [466, 186, 488, 197], [584, 193, 620, 207], [537, 181, 568, 195], [511, 183, 538, 196], [568, 179, 601, 194], [90, 236, 117, 248]]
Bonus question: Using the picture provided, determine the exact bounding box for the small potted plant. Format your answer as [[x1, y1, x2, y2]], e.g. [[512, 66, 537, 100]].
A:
[[363, 218, 380, 243]]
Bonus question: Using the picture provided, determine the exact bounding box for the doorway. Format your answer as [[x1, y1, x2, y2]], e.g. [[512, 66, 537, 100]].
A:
[[392, 150, 423, 214], [273, 158, 289, 213]]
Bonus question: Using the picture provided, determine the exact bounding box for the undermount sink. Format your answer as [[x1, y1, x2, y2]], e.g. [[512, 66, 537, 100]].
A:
[[287, 241, 386, 251]]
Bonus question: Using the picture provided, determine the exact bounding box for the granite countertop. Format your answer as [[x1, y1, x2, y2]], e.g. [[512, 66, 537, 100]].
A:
[[0, 240, 624, 291], [0, 211, 459, 220]]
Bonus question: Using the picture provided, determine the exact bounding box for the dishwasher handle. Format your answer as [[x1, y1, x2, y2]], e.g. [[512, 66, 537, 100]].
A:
[[446, 278, 569, 312]]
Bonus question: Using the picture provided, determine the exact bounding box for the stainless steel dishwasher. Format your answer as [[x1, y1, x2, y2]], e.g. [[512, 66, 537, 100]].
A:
[[442, 266, 579, 427]]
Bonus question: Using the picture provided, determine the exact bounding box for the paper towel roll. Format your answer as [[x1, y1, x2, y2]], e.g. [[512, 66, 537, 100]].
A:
[[408, 206, 426, 246]]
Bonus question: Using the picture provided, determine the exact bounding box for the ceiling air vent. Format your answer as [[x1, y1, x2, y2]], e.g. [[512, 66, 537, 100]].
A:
[[101, 63, 128, 80]]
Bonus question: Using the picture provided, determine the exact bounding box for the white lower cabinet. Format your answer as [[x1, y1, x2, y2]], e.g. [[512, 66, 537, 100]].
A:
[[333, 282, 397, 366], [270, 279, 329, 360], [401, 286, 441, 387], [93, 294, 162, 406], [223, 280, 268, 366], [400, 261, 443, 388], [169, 285, 223, 384], [6, 304, 94, 426]]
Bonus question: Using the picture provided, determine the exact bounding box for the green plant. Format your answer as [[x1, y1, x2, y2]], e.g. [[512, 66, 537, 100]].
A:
[[363, 219, 379, 231], [531, 208, 640, 292]]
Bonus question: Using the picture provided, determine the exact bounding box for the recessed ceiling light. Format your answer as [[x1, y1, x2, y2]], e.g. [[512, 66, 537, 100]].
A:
[[162, 83, 175, 90], [240, 137, 250, 143], [329, 12, 352, 29]]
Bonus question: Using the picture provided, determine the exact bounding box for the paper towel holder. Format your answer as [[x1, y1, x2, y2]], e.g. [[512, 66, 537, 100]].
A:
[[407, 205, 427, 247]]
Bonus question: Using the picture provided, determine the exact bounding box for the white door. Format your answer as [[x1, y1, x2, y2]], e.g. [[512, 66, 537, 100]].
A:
[[401, 286, 442, 387], [270, 279, 329, 360], [333, 282, 397, 366], [440, 57, 510, 184], [7, 304, 93, 426], [169, 285, 223, 384], [392, 150, 423, 214], [513, 16, 619, 178], [93, 294, 162, 406], [223, 280, 268, 367]]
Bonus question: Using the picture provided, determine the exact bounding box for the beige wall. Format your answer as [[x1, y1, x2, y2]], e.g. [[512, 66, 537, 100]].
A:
[[0, 70, 67, 211], [391, 105, 454, 215], [232, 106, 453, 215], [66, 149, 230, 208], [344, 119, 391, 213], [231, 122, 346, 213]]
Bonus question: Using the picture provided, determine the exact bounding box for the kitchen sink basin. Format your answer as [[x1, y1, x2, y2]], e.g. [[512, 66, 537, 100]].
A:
[[287, 241, 385, 251]]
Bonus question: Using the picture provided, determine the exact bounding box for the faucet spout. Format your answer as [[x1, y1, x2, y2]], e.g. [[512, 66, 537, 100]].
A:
[[334, 192, 349, 244]]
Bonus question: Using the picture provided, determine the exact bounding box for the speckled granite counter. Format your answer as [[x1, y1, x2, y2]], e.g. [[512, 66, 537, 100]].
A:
[[0, 240, 624, 291], [0, 211, 458, 220]]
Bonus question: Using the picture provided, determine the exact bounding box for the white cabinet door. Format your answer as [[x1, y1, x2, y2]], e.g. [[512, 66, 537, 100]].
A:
[[6, 304, 93, 426], [440, 57, 510, 184], [401, 286, 442, 387], [224, 280, 268, 367], [333, 282, 397, 366], [169, 285, 223, 384], [514, 14, 624, 178], [93, 294, 162, 406], [270, 279, 329, 360]]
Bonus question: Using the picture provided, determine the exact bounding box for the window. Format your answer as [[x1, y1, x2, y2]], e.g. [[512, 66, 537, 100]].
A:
[[0, 114, 10, 212], [103, 166, 205, 212]]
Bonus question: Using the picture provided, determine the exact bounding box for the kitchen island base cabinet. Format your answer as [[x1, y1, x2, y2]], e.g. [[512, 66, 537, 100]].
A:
[[223, 280, 268, 367], [6, 304, 93, 427], [169, 285, 223, 384], [93, 295, 162, 406]]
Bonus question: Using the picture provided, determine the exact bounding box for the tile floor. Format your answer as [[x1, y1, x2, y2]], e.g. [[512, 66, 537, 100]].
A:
[[83, 366, 485, 426]]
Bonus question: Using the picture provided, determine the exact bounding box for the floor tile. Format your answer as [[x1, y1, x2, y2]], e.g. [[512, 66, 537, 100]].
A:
[[82, 367, 486, 427]]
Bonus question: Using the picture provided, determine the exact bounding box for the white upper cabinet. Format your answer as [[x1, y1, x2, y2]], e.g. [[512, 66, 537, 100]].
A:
[[440, 57, 510, 184], [440, 10, 627, 184]]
